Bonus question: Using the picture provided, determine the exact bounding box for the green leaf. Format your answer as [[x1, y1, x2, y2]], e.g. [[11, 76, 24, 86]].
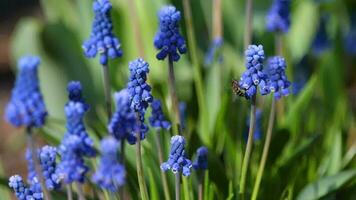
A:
[[296, 170, 356, 200]]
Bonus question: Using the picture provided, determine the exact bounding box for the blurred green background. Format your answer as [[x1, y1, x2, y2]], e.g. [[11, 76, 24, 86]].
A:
[[0, 0, 355, 199]]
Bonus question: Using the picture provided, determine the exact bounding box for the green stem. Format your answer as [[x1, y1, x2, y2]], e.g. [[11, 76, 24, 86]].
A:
[[168, 58, 182, 135], [155, 130, 171, 200], [75, 182, 86, 200], [251, 98, 276, 200], [67, 185, 73, 200], [27, 127, 53, 200], [182, 0, 207, 135], [244, 0, 253, 49], [198, 172, 205, 200], [102, 64, 112, 119], [135, 114, 149, 200], [239, 95, 256, 199], [175, 173, 181, 200]]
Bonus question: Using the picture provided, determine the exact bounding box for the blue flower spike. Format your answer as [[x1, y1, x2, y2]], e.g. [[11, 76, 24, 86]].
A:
[[266, 56, 291, 99], [93, 137, 125, 192], [57, 82, 96, 183], [83, 0, 122, 65], [154, 5, 187, 62], [149, 99, 171, 130], [161, 135, 192, 176], [5, 56, 47, 128], [239, 45, 269, 99], [266, 0, 291, 33], [193, 146, 208, 171], [9, 175, 43, 200]]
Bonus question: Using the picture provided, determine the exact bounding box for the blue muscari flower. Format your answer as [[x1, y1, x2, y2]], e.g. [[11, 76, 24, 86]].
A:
[[239, 45, 269, 99], [266, 0, 291, 33], [149, 99, 171, 130], [245, 109, 263, 141], [108, 89, 148, 144], [161, 135, 192, 176], [154, 5, 187, 62], [57, 86, 96, 183], [292, 57, 310, 95], [192, 146, 208, 170], [67, 81, 89, 110], [312, 16, 330, 55], [9, 175, 43, 200], [204, 37, 223, 65], [4, 56, 47, 128], [26, 146, 61, 190], [127, 58, 153, 115], [265, 56, 291, 99], [92, 137, 125, 192], [83, 0, 123, 65]]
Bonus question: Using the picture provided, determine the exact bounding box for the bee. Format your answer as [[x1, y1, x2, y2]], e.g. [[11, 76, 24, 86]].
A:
[[232, 79, 246, 97]]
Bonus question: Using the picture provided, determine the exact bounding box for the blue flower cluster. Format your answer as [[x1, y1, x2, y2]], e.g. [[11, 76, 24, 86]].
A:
[[205, 37, 223, 65], [5, 56, 47, 128], [93, 137, 125, 192], [67, 81, 89, 110], [266, 0, 291, 33], [57, 82, 96, 183], [265, 56, 290, 99], [161, 135, 192, 176], [9, 175, 43, 200], [83, 0, 123, 65], [26, 146, 61, 190], [344, 15, 356, 55], [154, 5, 187, 62], [239, 45, 269, 99], [149, 99, 171, 130], [179, 102, 187, 129], [108, 89, 147, 144], [312, 16, 330, 55], [127, 58, 153, 115], [192, 146, 208, 170]]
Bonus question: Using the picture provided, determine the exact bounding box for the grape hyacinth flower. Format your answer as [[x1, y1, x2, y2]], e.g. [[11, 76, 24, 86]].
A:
[[179, 102, 187, 129], [108, 89, 145, 144], [265, 56, 291, 99], [92, 137, 125, 192], [57, 83, 96, 183], [26, 146, 61, 190], [239, 45, 269, 99], [192, 146, 208, 170], [4, 56, 47, 128], [312, 16, 331, 55], [9, 175, 43, 200], [154, 5, 187, 62], [83, 0, 122, 65], [204, 37, 223, 65], [67, 81, 89, 110], [149, 99, 171, 130], [266, 0, 291, 33], [127, 58, 153, 117], [344, 15, 356, 55], [161, 135, 192, 176]]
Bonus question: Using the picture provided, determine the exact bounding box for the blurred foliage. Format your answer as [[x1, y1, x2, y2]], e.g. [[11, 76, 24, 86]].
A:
[[2, 0, 356, 199]]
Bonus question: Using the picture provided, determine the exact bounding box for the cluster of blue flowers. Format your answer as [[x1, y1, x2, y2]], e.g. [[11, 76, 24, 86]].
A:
[[265, 56, 291, 99], [205, 37, 224, 65], [266, 0, 291, 33], [154, 5, 187, 62], [57, 82, 96, 183], [93, 137, 125, 192], [149, 99, 171, 130], [239, 45, 269, 99], [9, 175, 43, 200], [161, 135, 192, 176], [192, 146, 208, 170], [312, 16, 331, 55], [108, 89, 146, 144], [5, 56, 47, 128], [26, 146, 61, 190], [83, 0, 122, 65]]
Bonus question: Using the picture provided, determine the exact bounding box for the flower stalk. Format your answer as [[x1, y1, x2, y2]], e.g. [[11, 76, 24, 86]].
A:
[[168, 58, 182, 135], [251, 98, 276, 200], [76, 182, 86, 200], [175, 173, 181, 200], [27, 127, 52, 200], [102, 64, 112, 119], [67, 185, 73, 200]]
